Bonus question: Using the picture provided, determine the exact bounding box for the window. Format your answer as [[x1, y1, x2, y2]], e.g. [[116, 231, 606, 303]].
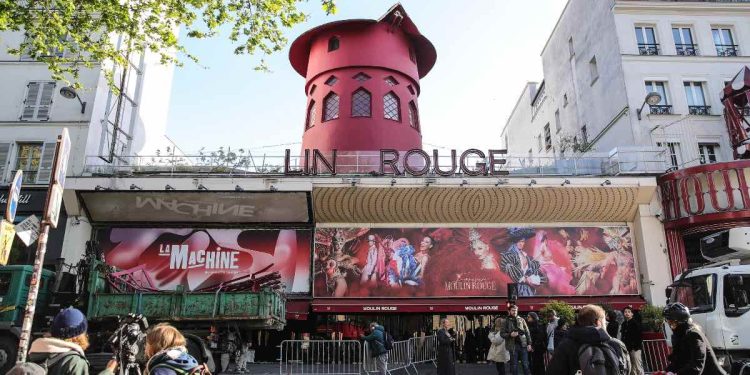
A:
[[351, 88, 371, 117], [328, 36, 339, 52], [537, 134, 543, 152], [669, 274, 716, 313], [20, 35, 66, 60], [14, 143, 42, 183], [353, 73, 370, 82], [563, 93, 568, 107], [581, 125, 588, 145], [645, 81, 671, 114], [324, 76, 338, 86], [21, 81, 55, 121], [589, 57, 599, 85], [544, 124, 552, 150], [384, 76, 399, 86], [408, 101, 419, 130], [568, 37, 574, 57], [383, 92, 400, 121], [635, 26, 658, 55], [712, 28, 737, 56], [673, 27, 696, 56], [309, 84, 317, 95], [698, 143, 719, 164], [322, 92, 339, 122], [724, 274, 750, 316], [554, 110, 561, 132], [407, 85, 415, 95], [657, 142, 682, 170], [306, 101, 316, 129], [684, 82, 710, 115]]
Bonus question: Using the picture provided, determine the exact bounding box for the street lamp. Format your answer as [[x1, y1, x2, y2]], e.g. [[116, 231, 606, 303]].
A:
[[637, 92, 662, 120], [59, 86, 87, 114]]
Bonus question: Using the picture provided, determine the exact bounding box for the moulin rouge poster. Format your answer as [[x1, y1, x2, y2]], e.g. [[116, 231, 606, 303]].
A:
[[98, 228, 312, 292], [313, 226, 639, 298]]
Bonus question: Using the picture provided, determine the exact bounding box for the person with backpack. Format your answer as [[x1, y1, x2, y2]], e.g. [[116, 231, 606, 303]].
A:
[[362, 322, 389, 375], [620, 306, 643, 375], [545, 304, 631, 375], [9, 307, 99, 375], [143, 323, 207, 375], [501, 304, 532, 375], [662, 303, 727, 375]]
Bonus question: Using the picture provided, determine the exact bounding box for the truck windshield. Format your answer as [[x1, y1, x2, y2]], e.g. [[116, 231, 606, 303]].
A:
[[669, 274, 716, 313]]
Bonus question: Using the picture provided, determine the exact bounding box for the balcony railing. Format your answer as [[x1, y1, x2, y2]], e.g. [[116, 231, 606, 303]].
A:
[[638, 43, 660, 55], [715, 44, 739, 56], [675, 44, 698, 56], [650, 105, 673, 115], [689, 105, 711, 115]]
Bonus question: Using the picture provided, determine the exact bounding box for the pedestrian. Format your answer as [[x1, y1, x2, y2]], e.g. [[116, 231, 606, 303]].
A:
[[362, 322, 389, 375], [527, 312, 546, 375], [17, 307, 102, 375], [437, 318, 456, 375], [607, 310, 621, 340], [663, 303, 727, 375], [545, 310, 558, 361], [545, 304, 630, 375], [488, 317, 510, 375], [501, 304, 531, 375], [620, 306, 643, 375], [552, 317, 569, 350], [143, 323, 205, 375]]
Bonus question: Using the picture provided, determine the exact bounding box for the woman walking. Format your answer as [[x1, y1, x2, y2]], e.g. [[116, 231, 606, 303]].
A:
[[488, 317, 510, 375]]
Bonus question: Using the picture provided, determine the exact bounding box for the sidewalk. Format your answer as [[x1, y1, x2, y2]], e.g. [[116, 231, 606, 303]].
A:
[[221, 362, 509, 374]]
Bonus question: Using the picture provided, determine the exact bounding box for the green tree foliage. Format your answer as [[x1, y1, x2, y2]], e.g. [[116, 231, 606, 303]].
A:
[[0, 0, 336, 89], [640, 304, 665, 332], [540, 300, 576, 325]]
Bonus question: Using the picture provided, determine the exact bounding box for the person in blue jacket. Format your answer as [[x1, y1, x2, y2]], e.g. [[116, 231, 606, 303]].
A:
[[362, 322, 389, 375]]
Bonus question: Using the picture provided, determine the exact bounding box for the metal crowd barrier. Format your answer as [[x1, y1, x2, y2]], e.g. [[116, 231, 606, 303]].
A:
[[280, 340, 363, 375], [643, 339, 670, 374], [408, 335, 437, 373]]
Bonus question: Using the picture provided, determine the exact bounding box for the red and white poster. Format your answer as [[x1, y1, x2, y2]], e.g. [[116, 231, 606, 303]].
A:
[[313, 226, 639, 298], [99, 228, 312, 292]]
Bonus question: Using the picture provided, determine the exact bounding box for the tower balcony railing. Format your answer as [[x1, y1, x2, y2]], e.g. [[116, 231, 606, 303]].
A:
[[688, 105, 712, 115], [650, 105, 674, 115], [638, 43, 660, 55], [78, 148, 667, 179], [715, 44, 739, 56], [675, 44, 698, 56]]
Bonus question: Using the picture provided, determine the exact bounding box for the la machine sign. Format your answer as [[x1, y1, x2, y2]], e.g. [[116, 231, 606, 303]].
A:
[[284, 148, 509, 176]]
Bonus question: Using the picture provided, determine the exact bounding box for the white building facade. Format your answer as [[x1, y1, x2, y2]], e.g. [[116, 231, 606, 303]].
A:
[[503, 0, 750, 171]]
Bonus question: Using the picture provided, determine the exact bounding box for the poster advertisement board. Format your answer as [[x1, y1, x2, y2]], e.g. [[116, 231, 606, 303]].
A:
[[313, 226, 639, 298], [99, 228, 312, 292]]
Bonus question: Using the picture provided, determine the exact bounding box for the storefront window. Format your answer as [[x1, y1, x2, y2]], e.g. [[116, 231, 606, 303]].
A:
[[14, 143, 42, 184]]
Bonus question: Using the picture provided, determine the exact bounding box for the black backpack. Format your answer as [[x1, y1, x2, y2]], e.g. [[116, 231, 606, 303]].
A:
[[577, 341, 628, 375], [383, 331, 394, 351]]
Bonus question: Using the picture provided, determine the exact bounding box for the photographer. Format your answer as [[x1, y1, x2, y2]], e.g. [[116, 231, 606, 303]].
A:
[[501, 305, 531, 375]]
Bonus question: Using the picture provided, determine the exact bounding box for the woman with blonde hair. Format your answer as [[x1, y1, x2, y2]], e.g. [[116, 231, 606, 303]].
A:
[[143, 323, 203, 375], [487, 317, 509, 375]]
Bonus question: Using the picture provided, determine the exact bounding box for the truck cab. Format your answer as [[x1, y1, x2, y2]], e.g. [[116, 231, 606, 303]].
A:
[[0, 265, 55, 373], [666, 228, 750, 371]]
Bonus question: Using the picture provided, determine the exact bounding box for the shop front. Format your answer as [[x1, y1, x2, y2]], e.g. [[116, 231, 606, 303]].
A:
[[1, 186, 66, 265]]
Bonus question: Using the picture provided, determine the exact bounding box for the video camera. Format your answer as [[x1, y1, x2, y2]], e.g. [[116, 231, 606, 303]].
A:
[[107, 314, 149, 375]]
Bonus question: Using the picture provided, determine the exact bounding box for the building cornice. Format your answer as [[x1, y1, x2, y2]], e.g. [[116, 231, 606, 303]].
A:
[[614, 1, 750, 15], [621, 54, 750, 64]]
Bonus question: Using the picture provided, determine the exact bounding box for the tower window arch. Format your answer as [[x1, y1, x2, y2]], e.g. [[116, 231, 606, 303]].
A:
[[309, 84, 317, 95], [328, 36, 339, 52], [351, 88, 371, 117], [353, 72, 371, 82], [384, 76, 399, 86], [306, 100, 316, 129], [408, 101, 419, 130], [325, 75, 338, 86], [383, 92, 401, 122], [323, 92, 339, 122]]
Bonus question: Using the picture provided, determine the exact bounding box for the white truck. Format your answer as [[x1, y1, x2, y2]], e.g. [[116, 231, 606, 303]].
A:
[[665, 227, 750, 374]]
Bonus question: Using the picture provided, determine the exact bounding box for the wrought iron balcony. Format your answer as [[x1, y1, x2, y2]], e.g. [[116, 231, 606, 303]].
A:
[[716, 44, 739, 56], [650, 105, 673, 115], [675, 44, 698, 56], [638, 43, 660, 55], [689, 105, 712, 115]]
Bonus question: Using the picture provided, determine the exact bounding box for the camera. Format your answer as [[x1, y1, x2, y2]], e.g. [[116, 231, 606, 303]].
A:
[[107, 314, 149, 375]]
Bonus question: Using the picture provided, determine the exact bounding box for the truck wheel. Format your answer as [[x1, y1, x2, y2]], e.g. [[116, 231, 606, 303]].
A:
[[0, 335, 19, 374]]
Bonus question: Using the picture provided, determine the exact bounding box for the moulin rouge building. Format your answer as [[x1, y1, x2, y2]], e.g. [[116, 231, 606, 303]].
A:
[[60, 4, 672, 356]]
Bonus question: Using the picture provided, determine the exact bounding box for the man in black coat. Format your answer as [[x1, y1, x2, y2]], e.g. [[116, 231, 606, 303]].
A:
[[620, 306, 643, 375], [527, 312, 547, 375], [663, 303, 727, 375], [545, 305, 630, 375], [437, 318, 456, 375]]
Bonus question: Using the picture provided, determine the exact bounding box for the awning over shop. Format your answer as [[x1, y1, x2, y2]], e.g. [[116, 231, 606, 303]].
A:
[[287, 300, 311, 320], [311, 296, 646, 314]]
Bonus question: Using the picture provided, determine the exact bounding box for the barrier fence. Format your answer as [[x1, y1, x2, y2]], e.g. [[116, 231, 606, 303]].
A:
[[408, 335, 438, 373], [643, 339, 670, 374]]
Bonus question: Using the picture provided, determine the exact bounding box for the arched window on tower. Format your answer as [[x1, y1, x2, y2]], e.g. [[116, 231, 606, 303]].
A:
[[328, 36, 339, 52], [323, 92, 339, 122], [408, 101, 419, 130], [351, 88, 371, 117], [383, 92, 400, 122], [306, 100, 316, 129]]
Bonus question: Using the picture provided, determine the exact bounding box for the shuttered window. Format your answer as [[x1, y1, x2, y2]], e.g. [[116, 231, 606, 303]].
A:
[[0, 143, 11, 183], [37, 142, 57, 183], [12, 142, 56, 184], [21, 81, 55, 121]]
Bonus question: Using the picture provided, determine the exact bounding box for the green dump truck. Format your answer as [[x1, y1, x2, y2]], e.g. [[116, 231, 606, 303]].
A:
[[0, 259, 286, 373]]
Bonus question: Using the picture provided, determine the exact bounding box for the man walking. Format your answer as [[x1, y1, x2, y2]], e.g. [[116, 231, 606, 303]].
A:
[[545, 304, 630, 375], [501, 304, 532, 375], [620, 306, 643, 375], [362, 322, 389, 375]]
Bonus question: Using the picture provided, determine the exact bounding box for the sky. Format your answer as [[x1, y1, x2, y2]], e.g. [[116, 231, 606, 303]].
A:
[[165, 0, 568, 155]]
